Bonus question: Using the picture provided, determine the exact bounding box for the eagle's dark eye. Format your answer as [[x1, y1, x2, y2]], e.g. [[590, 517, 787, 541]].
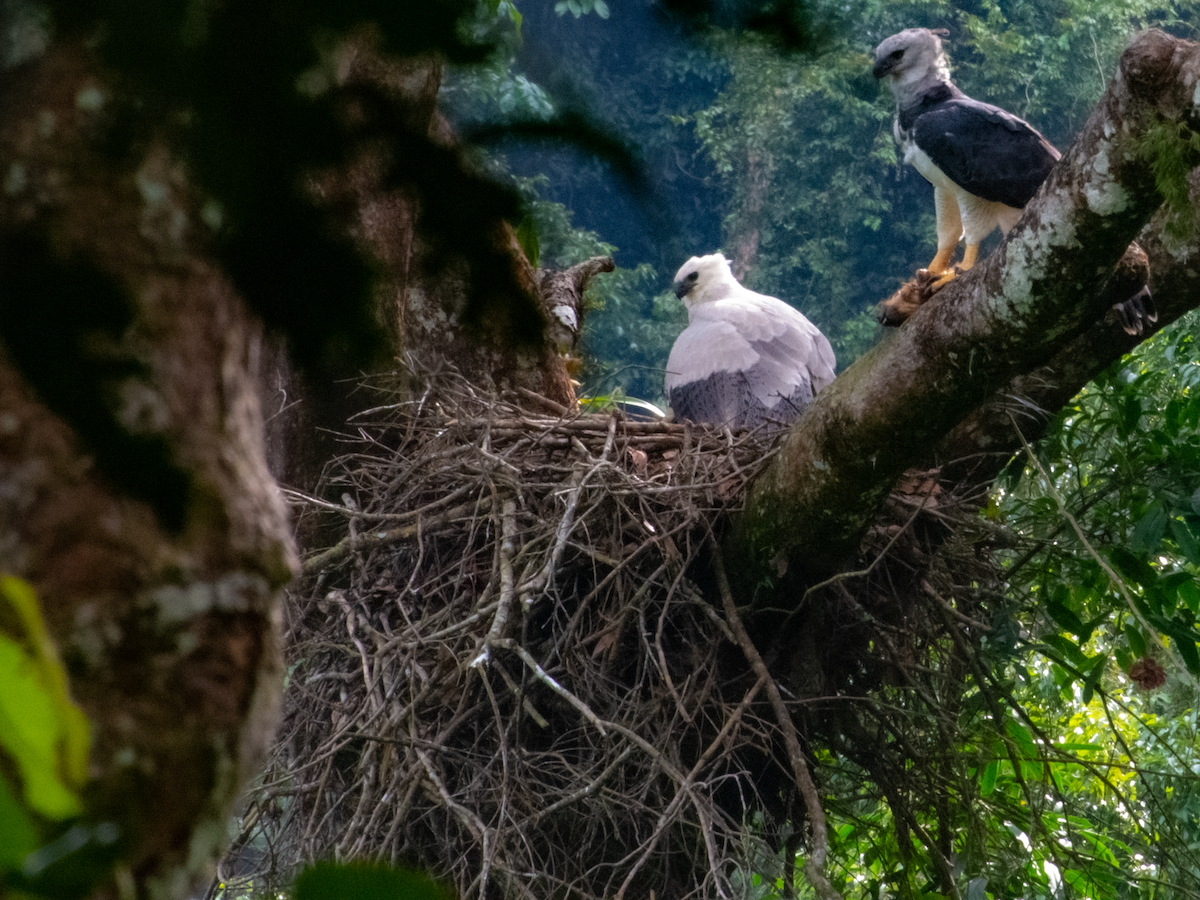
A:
[[889, 48, 904, 60], [686, 272, 698, 283]]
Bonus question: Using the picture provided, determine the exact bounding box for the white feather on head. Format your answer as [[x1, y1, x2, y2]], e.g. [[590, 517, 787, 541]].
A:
[[664, 251, 837, 432], [672, 253, 739, 308]]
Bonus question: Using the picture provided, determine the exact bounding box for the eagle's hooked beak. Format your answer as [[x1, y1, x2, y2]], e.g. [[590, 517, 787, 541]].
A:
[[872, 47, 905, 79], [674, 270, 699, 299]]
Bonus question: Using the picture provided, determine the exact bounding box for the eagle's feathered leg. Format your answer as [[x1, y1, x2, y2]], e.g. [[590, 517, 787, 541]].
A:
[[918, 186, 963, 284]]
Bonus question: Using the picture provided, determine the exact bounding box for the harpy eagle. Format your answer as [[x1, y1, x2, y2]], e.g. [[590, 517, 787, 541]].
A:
[[664, 253, 836, 432], [873, 27, 1060, 288], [873, 27, 1155, 333]]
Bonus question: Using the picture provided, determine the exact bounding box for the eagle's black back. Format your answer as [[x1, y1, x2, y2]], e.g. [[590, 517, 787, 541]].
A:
[[907, 90, 1061, 208]]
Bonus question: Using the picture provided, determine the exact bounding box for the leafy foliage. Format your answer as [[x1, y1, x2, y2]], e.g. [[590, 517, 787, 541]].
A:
[[0, 576, 89, 824]]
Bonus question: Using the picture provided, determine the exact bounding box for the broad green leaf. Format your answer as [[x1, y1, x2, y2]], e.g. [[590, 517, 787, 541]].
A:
[[0, 577, 90, 820], [1045, 601, 1087, 638], [1169, 518, 1200, 566], [1125, 623, 1147, 657], [979, 759, 999, 797], [0, 773, 39, 869], [0, 637, 82, 819], [294, 861, 454, 900], [1108, 547, 1155, 588], [1174, 635, 1200, 675], [1179, 578, 1200, 614], [1006, 720, 1038, 761], [1040, 635, 1089, 669], [1081, 654, 1108, 704]]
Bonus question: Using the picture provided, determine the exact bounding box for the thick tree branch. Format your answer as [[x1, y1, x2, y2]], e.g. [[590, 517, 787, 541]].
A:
[[728, 30, 1200, 595], [937, 207, 1200, 489]]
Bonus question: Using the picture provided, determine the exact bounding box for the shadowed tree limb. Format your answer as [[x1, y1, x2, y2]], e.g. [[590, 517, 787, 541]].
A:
[[713, 548, 844, 900]]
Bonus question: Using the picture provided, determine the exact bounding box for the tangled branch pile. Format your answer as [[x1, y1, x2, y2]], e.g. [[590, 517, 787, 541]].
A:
[[219, 369, 1005, 900]]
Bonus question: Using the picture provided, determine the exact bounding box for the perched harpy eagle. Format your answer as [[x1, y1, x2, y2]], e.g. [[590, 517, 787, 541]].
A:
[[873, 27, 1060, 286], [664, 254, 835, 432], [873, 27, 1157, 333]]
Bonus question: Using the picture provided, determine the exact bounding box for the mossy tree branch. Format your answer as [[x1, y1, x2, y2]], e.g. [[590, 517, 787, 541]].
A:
[[728, 30, 1200, 598]]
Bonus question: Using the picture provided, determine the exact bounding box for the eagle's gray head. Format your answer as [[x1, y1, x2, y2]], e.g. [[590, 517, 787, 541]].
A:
[[872, 28, 951, 92], [672, 253, 736, 307]]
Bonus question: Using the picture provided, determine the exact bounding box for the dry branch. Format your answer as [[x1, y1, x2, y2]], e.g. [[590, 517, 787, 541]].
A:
[[225, 366, 794, 899]]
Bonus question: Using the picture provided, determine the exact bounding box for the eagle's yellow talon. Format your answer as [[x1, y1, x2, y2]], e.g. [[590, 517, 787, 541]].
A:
[[930, 269, 958, 290]]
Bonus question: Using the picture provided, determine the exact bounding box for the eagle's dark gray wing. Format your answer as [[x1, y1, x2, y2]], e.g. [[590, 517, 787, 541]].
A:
[[912, 98, 1060, 208]]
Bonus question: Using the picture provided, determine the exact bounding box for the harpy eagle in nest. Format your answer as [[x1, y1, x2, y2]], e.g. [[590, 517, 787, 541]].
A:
[[664, 253, 836, 432], [872, 27, 1155, 333]]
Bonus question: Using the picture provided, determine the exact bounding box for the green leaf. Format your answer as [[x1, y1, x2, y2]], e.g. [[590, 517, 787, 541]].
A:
[[295, 862, 454, 900], [0, 773, 39, 869], [1174, 636, 1200, 675], [0, 637, 83, 820], [1045, 601, 1087, 638], [1108, 547, 1155, 589], [1178, 578, 1200, 614], [593, 0, 609, 18], [1005, 720, 1038, 760], [515, 215, 540, 269], [1169, 517, 1200, 566], [979, 759, 999, 797], [1081, 654, 1107, 704], [0, 578, 90, 822], [1130, 503, 1168, 554], [1125, 623, 1147, 657], [1039, 635, 1089, 669]]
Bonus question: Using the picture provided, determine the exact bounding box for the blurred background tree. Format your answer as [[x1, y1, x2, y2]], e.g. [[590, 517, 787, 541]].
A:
[[453, 0, 1200, 395]]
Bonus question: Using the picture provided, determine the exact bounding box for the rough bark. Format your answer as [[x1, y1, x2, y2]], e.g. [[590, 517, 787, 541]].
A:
[[268, 42, 602, 489], [0, 32, 610, 897], [0, 44, 296, 897], [728, 30, 1200, 595], [936, 209, 1200, 490]]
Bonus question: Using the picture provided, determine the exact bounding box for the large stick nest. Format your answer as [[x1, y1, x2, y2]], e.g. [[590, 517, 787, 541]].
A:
[[221, 366, 999, 900]]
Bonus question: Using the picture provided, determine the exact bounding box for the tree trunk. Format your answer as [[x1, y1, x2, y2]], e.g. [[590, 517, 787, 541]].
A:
[[0, 44, 296, 896], [0, 32, 607, 897]]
